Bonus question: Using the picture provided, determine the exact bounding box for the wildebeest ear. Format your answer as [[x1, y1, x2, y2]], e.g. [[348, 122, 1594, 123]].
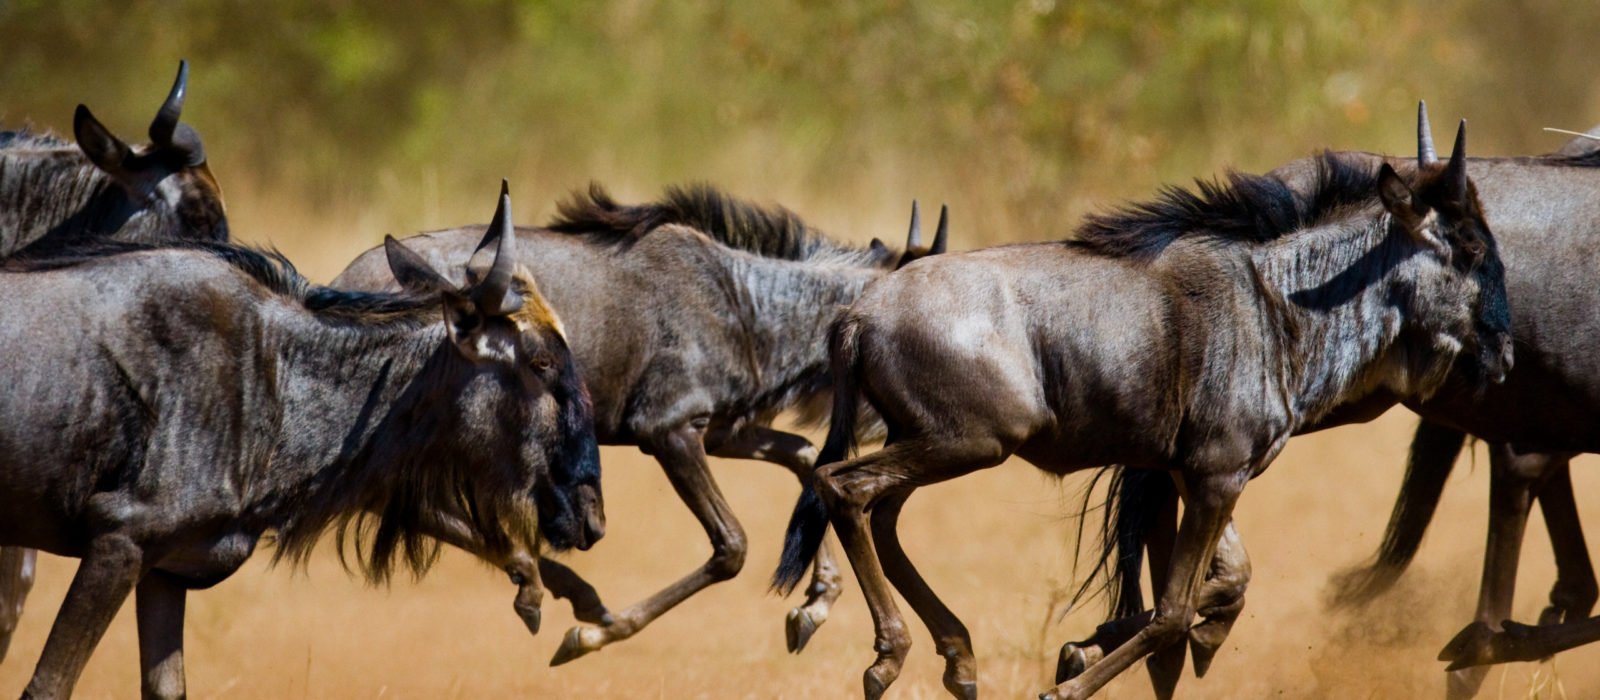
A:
[[384, 235, 453, 296], [74, 104, 131, 176], [868, 237, 890, 257], [1377, 164, 1428, 237]]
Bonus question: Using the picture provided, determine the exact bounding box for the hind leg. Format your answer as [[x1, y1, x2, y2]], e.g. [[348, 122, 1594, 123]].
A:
[[871, 492, 979, 699], [1438, 445, 1554, 697], [709, 427, 845, 653], [817, 439, 1001, 699], [0, 547, 36, 664]]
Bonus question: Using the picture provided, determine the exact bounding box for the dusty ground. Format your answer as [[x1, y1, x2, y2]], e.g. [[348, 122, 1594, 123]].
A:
[[3, 409, 1598, 698]]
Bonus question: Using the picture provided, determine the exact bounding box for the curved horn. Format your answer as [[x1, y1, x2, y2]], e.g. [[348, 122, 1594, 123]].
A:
[[905, 200, 922, 249], [149, 60, 189, 146], [1417, 100, 1437, 167], [1446, 119, 1468, 200], [472, 181, 522, 315], [930, 204, 949, 255]]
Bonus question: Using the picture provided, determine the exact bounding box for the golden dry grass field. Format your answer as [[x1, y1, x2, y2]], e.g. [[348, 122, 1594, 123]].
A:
[[4, 411, 1600, 698]]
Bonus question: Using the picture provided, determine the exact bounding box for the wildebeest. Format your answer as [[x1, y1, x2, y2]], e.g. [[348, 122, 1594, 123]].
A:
[[772, 123, 1511, 699], [1306, 117, 1600, 694], [335, 184, 946, 662], [1081, 107, 1600, 699], [0, 188, 602, 698], [0, 59, 230, 665], [0, 60, 227, 257]]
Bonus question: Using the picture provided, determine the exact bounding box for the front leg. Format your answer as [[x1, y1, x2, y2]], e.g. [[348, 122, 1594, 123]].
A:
[[0, 547, 37, 664], [1438, 444, 1549, 698], [709, 427, 844, 653], [25, 533, 143, 699], [136, 571, 186, 700], [551, 422, 747, 665], [1043, 470, 1247, 700], [537, 559, 613, 626], [1533, 460, 1596, 627]]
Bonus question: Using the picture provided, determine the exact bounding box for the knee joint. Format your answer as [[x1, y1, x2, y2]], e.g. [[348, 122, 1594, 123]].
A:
[[706, 536, 748, 582]]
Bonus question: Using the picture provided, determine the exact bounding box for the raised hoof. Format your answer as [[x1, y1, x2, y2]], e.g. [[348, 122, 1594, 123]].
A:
[[1438, 621, 1495, 671], [945, 679, 977, 700], [1054, 643, 1093, 684], [513, 600, 542, 636], [1146, 640, 1186, 700], [550, 625, 606, 666], [786, 608, 819, 653], [572, 604, 614, 627], [1189, 629, 1226, 678]]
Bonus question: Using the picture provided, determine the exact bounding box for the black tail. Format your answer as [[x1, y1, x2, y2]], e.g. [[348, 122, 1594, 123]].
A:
[[1326, 420, 1467, 608], [1069, 467, 1175, 619], [772, 316, 863, 595]]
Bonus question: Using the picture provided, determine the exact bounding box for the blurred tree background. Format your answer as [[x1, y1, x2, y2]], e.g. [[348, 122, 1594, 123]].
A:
[[3, 0, 1597, 278]]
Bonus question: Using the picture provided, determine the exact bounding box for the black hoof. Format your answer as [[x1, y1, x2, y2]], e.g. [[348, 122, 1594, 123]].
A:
[[1439, 621, 1494, 670], [1055, 644, 1089, 684], [786, 608, 819, 654], [1146, 640, 1186, 700], [945, 679, 977, 700]]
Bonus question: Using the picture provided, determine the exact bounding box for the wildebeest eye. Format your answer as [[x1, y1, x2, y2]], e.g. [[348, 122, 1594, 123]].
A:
[[530, 352, 555, 372]]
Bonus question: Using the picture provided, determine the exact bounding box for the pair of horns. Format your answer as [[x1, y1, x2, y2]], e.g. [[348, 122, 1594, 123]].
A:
[[905, 200, 949, 255], [1416, 101, 1470, 197], [466, 180, 524, 316]]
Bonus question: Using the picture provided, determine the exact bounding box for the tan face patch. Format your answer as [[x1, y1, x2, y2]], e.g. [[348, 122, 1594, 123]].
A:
[[509, 267, 566, 341]]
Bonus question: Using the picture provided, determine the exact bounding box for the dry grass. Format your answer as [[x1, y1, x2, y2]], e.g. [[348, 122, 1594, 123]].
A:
[[4, 409, 1600, 698]]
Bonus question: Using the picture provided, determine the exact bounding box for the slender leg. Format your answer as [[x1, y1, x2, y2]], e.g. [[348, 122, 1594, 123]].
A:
[[708, 426, 845, 653], [537, 559, 612, 626], [0, 547, 37, 664], [24, 533, 142, 699], [1057, 472, 1179, 684], [813, 443, 931, 699], [136, 571, 186, 700], [505, 552, 544, 636], [1459, 615, 1600, 666], [551, 424, 747, 665], [1438, 445, 1551, 697], [1041, 470, 1247, 700], [1187, 520, 1251, 677], [872, 493, 977, 699], [1533, 460, 1595, 626]]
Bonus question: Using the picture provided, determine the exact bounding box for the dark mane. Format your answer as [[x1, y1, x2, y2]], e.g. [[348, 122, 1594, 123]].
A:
[[0, 129, 70, 150], [547, 182, 880, 263], [1075, 152, 1381, 260], [4, 239, 433, 324]]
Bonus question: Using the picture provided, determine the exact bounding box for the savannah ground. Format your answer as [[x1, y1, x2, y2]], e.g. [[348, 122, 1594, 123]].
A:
[[4, 419, 1600, 697], [5, 2, 1600, 697]]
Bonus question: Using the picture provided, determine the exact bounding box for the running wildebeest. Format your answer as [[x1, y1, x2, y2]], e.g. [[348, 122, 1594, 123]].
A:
[[0, 59, 229, 664], [772, 123, 1513, 700], [0, 188, 602, 699], [335, 184, 947, 663], [0, 60, 226, 257], [1078, 106, 1600, 699]]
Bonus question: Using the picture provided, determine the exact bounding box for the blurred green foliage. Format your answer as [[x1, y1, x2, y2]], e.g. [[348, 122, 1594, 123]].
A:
[[3, 1, 1598, 254]]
